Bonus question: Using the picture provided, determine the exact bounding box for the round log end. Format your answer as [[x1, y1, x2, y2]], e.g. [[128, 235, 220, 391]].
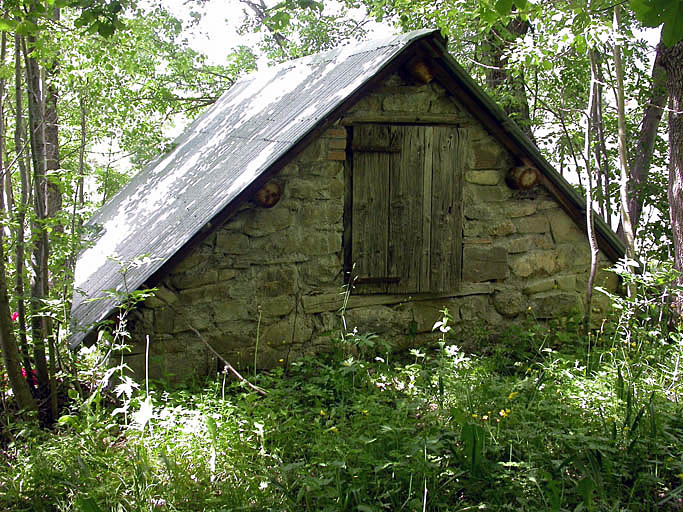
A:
[[506, 165, 540, 190], [404, 57, 434, 84], [254, 181, 282, 208]]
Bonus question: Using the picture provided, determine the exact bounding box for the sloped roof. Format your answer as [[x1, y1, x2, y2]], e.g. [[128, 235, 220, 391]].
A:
[[70, 28, 625, 348]]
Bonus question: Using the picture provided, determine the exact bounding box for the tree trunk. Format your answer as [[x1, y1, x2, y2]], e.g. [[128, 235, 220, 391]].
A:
[[44, 6, 61, 420], [0, 32, 36, 415], [628, 40, 668, 230], [23, 34, 51, 403], [584, 51, 599, 336], [0, 237, 36, 415], [67, 91, 87, 280], [483, 17, 535, 143], [14, 34, 34, 392], [593, 54, 611, 224], [662, 41, 683, 314], [613, 6, 635, 263]]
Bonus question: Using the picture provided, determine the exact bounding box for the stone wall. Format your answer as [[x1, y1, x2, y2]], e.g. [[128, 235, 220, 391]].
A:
[[125, 72, 618, 381]]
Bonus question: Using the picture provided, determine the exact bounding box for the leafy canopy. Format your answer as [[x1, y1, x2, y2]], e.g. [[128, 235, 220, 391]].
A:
[[630, 0, 683, 46]]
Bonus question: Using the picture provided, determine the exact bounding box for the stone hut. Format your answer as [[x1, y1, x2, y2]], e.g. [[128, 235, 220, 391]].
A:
[[70, 29, 624, 379]]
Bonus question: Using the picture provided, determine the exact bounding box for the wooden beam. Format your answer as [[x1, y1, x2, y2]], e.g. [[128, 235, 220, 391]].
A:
[[302, 283, 494, 314], [340, 113, 472, 126]]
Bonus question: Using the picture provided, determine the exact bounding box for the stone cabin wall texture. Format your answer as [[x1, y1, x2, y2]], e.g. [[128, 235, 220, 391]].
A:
[[126, 72, 618, 379]]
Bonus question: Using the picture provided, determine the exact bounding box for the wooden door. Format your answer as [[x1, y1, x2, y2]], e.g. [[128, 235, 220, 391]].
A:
[[350, 124, 466, 294]]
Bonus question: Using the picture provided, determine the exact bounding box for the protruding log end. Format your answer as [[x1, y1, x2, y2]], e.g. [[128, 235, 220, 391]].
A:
[[254, 181, 282, 208], [506, 160, 540, 190], [403, 57, 434, 84]]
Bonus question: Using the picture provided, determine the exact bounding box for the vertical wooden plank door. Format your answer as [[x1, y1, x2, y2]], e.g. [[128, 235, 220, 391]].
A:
[[351, 124, 464, 294]]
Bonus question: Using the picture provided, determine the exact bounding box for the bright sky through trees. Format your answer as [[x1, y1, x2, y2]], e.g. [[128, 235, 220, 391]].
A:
[[163, 0, 395, 66]]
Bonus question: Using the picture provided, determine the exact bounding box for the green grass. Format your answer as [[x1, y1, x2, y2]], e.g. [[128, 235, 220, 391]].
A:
[[2, 289, 683, 510], [2, 319, 682, 511]]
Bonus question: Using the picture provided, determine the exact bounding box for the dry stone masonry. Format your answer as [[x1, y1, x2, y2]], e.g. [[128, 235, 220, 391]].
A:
[[126, 72, 618, 380]]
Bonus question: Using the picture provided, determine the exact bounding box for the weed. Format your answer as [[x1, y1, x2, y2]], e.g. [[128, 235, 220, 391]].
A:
[[2, 263, 683, 509]]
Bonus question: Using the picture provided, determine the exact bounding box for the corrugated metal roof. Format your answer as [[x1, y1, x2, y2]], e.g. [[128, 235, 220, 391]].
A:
[[70, 29, 440, 347]]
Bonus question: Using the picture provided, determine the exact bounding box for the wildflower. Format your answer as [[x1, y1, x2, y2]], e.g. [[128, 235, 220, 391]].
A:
[[328, 426, 338, 433], [361, 410, 368, 416], [472, 413, 479, 420], [279, 359, 284, 363], [320, 410, 326, 416], [11, 312, 18, 322], [259, 481, 269, 490], [677, 473, 683, 479], [508, 391, 519, 400], [21, 368, 38, 386], [499, 408, 511, 418], [481, 415, 488, 421], [151, 498, 167, 508]]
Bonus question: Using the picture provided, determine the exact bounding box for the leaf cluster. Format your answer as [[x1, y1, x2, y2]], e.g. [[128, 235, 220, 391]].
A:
[[630, 0, 683, 46]]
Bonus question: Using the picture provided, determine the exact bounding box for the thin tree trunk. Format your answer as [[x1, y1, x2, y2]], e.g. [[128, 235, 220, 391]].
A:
[[594, 76, 612, 225], [14, 34, 34, 392], [627, 39, 668, 230], [584, 50, 600, 336], [0, 32, 36, 415], [613, 6, 635, 264], [22, 34, 51, 404], [0, 228, 36, 415], [591, 52, 610, 223], [483, 17, 535, 143], [44, 7, 61, 222], [62, 89, 87, 373], [43, 5, 61, 420], [661, 41, 683, 315]]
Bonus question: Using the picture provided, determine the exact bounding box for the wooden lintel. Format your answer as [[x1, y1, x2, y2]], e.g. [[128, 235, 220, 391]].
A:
[[302, 283, 494, 314], [355, 276, 401, 284], [340, 113, 472, 126], [351, 144, 401, 153]]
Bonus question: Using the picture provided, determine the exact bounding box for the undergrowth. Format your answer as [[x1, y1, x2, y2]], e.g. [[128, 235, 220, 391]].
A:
[[1, 266, 683, 511]]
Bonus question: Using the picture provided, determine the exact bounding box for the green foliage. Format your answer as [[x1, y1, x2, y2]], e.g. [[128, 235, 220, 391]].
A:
[[2, 280, 683, 510], [238, 0, 372, 62], [630, 0, 683, 46]]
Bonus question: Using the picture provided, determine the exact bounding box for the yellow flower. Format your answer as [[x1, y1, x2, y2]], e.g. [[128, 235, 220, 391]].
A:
[[279, 359, 284, 363], [499, 408, 511, 418], [472, 413, 479, 419], [508, 392, 519, 400], [320, 410, 326, 416], [361, 410, 368, 416]]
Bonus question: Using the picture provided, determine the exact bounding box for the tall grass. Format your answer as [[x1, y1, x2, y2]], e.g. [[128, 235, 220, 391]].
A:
[[1, 266, 682, 511]]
